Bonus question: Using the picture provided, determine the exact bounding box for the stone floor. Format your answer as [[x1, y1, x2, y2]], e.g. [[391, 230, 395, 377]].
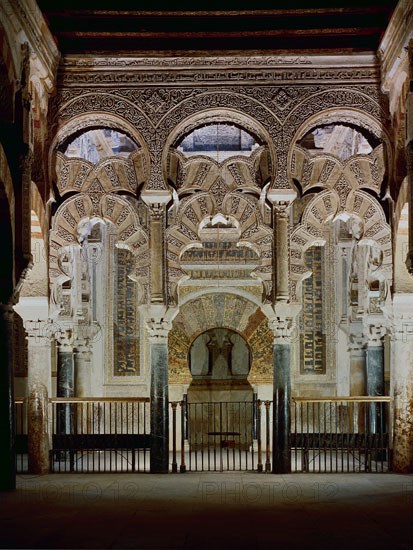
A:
[[0, 472, 412, 549]]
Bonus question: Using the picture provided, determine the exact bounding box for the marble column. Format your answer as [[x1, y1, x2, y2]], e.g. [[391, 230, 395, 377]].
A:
[[349, 335, 367, 396], [269, 199, 293, 302], [274, 206, 290, 302], [147, 318, 171, 473], [271, 319, 292, 474], [389, 299, 413, 473], [0, 304, 15, 490], [141, 191, 171, 304], [365, 324, 386, 434], [14, 298, 52, 475], [74, 340, 91, 398], [57, 335, 74, 435], [26, 323, 51, 475]]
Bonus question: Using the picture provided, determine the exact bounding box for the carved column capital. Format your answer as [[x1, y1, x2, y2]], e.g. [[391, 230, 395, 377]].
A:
[[272, 201, 292, 217], [56, 326, 75, 351], [148, 202, 167, 220], [141, 190, 171, 211], [269, 317, 295, 344], [348, 334, 366, 353], [267, 189, 297, 207], [365, 323, 387, 346], [24, 320, 52, 347], [146, 319, 171, 343]]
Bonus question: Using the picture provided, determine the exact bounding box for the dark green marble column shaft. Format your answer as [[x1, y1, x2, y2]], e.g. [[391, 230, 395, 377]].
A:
[[150, 342, 169, 473], [57, 349, 74, 434], [272, 343, 291, 474], [366, 345, 385, 433], [0, 305, 15, 490]]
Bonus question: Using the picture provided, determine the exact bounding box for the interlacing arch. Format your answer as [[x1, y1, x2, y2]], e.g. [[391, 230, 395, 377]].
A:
[[49, 193, 149, 301], [290, 188, 392, 301], [166, 191, 273, 304]]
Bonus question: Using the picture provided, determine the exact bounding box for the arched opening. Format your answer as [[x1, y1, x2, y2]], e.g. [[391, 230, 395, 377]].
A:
[[59, 127, 140, 164], [176, 122, 261, 162], [186, 327, 254, 454], [189, 327, 251, 381]]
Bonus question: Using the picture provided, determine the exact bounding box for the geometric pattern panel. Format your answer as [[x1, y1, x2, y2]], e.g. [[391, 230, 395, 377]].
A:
[[300, 246, 326, 374], [113, 248, 139, 376]]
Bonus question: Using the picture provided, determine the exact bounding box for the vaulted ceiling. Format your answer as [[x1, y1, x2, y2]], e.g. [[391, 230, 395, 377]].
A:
[[38, 1, 398, 55]]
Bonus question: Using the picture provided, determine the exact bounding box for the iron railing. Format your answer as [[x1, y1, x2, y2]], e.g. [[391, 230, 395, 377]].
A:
[[50, 397, 150, 472], [13, 396, 393, 474], [291, 397, 392, 473]]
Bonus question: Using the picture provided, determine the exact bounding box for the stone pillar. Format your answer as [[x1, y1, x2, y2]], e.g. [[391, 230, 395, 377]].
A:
[[349, 334, 367, 396], [26, 322, 51, 475], [14, 298, 53, 475], [0, 304, 15, 490], [147, 317, 171, 473], [274, 206, 290, 301], [267, 195, 294, 302], [389, 299, 413, 473], [365, 324, 386, 433], [271, 318, 292, 474], [57, 334, 74, 435], [74, 340, 92, 398], [141, 191, 171, 304]]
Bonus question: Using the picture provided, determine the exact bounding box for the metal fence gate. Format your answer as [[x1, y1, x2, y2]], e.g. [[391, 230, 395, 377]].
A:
[[170, 399, 273, 472]]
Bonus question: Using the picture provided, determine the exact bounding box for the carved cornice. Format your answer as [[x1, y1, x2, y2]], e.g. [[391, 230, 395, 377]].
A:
[[58, 65, 380, 88]]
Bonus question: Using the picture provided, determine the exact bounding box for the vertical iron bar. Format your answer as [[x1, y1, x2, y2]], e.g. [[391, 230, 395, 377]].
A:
[[265, 401, 271, 472], [180, 400, 186, 473], [257, 400, 262, 472], [171, 402, 177, 473], [205, 403, 209, 472], [201, 403, 205, 472], [238, 401, 242, 471]]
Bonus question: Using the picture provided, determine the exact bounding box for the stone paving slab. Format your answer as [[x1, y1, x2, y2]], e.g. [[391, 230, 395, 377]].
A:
[[0, 473, 412, 549]]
